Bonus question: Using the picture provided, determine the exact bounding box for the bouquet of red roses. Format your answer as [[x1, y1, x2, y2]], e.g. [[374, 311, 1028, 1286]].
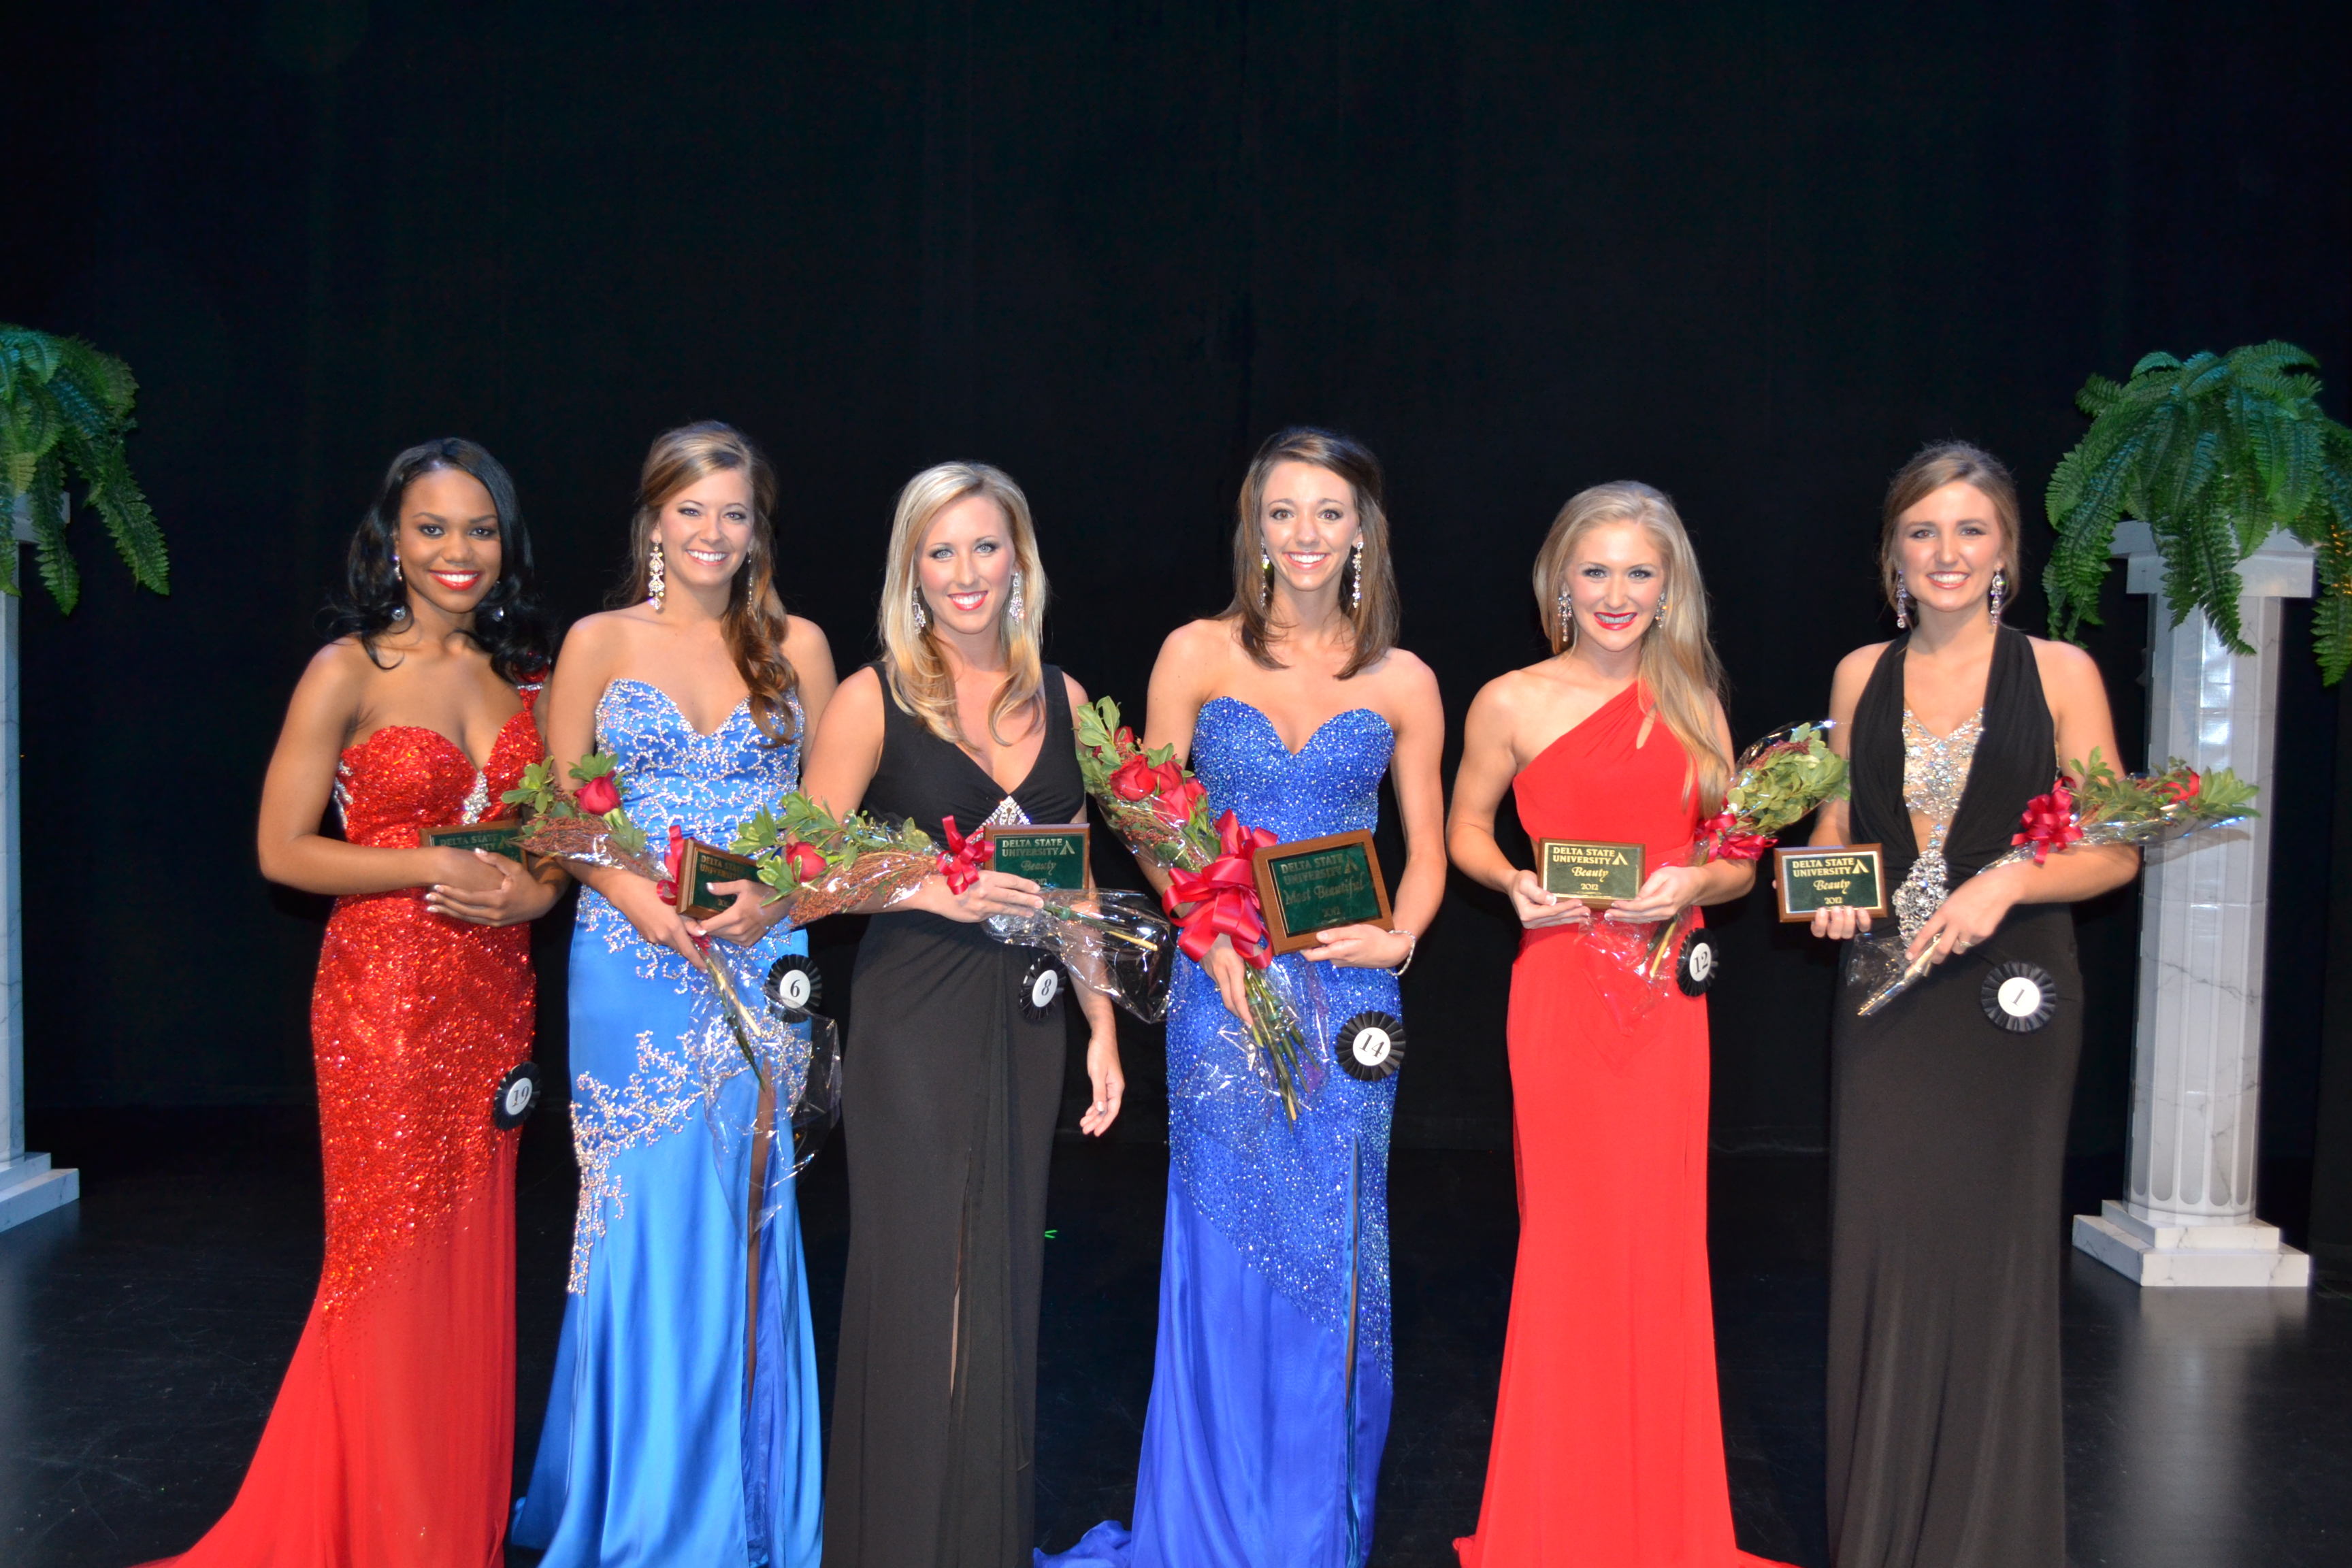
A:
[[1075, 697, 1320, 1120], [1852, 751, 2257, 1016]]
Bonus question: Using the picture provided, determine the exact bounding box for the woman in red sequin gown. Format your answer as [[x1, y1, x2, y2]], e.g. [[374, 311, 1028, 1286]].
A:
[[1448, 483, 1788, 1567], [146, 441, 564, 1568]]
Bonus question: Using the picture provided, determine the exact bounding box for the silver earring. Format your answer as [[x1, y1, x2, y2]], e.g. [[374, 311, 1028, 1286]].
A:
[[1989, 570, 2006, 625], [1348, 539, 1365, 614], [1008, 568, 1025, 622], [393, 557, 404, 583], [1655, 591, 1669, 626], [648, 540, 666, 612], [1556, 589, 1572, 649], [1260, 547, 1273, 608], [911, 587, 928, 631]]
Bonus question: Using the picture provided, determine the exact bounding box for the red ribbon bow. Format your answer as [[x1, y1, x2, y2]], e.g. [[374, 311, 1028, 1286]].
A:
[[2012, 781, 2084, 865], [1701, 809, 1775, 863], [1163, 810, 1277, 969], [936, 815, 987, 894]]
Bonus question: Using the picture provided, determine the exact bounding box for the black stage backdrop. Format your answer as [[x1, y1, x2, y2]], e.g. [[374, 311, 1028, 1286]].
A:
[[8, 3, 2349, 1182]]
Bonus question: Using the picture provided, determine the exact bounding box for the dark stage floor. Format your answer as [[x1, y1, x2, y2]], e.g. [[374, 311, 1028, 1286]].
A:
[[5, 1109, 2347, 1567]]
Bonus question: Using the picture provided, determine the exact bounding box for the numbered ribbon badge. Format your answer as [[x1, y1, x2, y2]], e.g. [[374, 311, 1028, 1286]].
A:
[[1337, 1011, 1407, 1081]]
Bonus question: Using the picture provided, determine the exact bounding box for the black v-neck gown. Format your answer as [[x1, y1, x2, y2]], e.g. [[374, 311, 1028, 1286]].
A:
[[824, 666, 1083, 1568], [1827, 627, 2080, 1568]]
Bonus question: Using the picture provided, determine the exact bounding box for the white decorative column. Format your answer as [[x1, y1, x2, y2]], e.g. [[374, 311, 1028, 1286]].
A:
[[2072, 521, 2313, 1286], [0, 500, 76, 1231]]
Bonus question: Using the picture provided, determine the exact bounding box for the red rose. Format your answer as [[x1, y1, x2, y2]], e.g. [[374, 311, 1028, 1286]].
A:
[[1152, 773, 1206, 826], [576, 774, 621, 816], [2155, 770, 2202, 804], [1115, 726, 1137, 751], [1110, 755, 1160, 802], [784, 840, 828, 882]]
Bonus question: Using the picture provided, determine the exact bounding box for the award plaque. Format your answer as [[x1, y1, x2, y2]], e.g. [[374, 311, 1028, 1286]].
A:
[[423, 818, 524, 859], [986, 821, 1092, 890], [1535, 838, 1645, 909], [1774, 844, 1889, 921], [1251, 830, 1392, 956], [674, 839, 763, 919]]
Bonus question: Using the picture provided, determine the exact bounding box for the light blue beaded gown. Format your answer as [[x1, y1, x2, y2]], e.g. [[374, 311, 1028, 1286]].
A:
[[512, 679, 822, 1568], [1048, 696, 1400, 1568]]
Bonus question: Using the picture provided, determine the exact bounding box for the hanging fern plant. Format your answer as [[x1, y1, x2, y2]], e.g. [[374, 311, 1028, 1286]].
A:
[[2043, 341, 2352, 685], [0, 324, 171, 613]]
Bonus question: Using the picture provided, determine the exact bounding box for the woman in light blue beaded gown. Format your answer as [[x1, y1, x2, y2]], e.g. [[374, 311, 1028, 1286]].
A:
[[1045, 429, 1448, 1568], [512, 423, 837, 1567]]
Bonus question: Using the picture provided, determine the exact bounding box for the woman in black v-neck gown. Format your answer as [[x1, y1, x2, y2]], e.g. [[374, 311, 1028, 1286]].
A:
[[804, 461, 1122, 1568]]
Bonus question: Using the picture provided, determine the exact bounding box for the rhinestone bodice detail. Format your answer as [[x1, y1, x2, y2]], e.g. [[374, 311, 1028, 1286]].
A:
[[1893, 707, 1983, 941]]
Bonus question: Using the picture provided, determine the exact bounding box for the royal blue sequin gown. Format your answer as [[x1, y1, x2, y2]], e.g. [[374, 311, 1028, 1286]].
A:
[[512, 679, 823, 1568], [1049, 696, 1400, 1568]]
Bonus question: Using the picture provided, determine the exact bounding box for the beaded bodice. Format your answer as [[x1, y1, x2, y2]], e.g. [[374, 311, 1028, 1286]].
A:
[[1189, 696, 1394, 843], [336, 703, 543, 854], [1893, 707, 1982, 941], [574, 679, 802, 953]]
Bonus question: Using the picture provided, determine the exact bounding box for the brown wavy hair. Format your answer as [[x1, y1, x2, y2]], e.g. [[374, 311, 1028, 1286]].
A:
[[1878, 441, 2022, 612], [611, 421, 800, 741], [1224, 427, 1400, 679]]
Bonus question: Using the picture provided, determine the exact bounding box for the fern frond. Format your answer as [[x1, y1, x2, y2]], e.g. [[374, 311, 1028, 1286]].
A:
[[2076, 373, 2125, 416], [72, 431, 169, 594], [24, 451, 78, 614], [2132, 350, 2184, 376]]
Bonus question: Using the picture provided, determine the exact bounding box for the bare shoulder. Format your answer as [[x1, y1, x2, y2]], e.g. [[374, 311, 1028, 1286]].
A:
[[2026, 633, 2101, 684], [557, 606, 640, 664], [1371, 644, 1441, 704], [1159, 616, 1236, 668], [782, 612, 834, 664], [297, 636, 381, 703], [1060, 668, 1091, 709], [1833, 640, 1892, 687]]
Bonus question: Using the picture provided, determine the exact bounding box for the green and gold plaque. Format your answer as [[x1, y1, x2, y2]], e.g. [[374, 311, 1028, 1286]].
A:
[[987, 822, 1092, 890], [423, 818, 524, 859], [1774, 844, 1888, 921], [1252, 830, 1392, 956], [1535, 838, 1645, 909], [674, 840, 763, 920]]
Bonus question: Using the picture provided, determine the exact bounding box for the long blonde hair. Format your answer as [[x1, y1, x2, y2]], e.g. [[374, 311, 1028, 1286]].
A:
[[877, 461, 1051, 746], [1223, 427, 1400, 679], [612, 421, 799, 741], [1533, 481, 1729, 813]]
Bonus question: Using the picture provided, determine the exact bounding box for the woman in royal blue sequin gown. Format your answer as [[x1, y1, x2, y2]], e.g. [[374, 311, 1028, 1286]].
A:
[[1045, 430, 1448, 1568], [512, 424, 838, 1567]]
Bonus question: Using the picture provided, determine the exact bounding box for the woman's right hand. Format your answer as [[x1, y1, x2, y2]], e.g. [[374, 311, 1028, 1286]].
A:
[[1506, 868, 1590, 929], [601, 871, 708, 968], [1200, 933, 1252, 1024], [912, 869, 1046, 924], [1808, 901, 1873, 941]]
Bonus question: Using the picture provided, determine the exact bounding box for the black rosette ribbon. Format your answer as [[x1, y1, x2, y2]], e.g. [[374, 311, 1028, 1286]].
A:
[[1981, 961, 2059, 1032], [493, 1061, 542, 1129], [1336, 1011, 1406, 1082]]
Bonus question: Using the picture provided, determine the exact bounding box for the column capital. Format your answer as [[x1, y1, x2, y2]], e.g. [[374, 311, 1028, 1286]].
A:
[[2110, 520, 2315, 601]]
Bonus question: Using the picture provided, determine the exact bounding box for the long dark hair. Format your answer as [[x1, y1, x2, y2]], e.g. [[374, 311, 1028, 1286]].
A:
[[1224, 426, 1401, 679], [324, 438, 555, 685], [610, 422, 800, 742]]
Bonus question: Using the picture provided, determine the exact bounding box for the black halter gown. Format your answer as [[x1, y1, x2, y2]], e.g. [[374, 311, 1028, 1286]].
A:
[[824, 664, 1083, 1568], [1827, 626, 2081, 1568]]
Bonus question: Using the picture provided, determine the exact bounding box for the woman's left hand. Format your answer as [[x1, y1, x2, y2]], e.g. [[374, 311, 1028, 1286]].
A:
[[1602, 864, 1710, 926], [694, 878, 781, 949], [426, 851, 561, 927], [1303, 923, 1411, 968], [1079, 1025, 1124, 1137], [1905, 868, 2016, 966]]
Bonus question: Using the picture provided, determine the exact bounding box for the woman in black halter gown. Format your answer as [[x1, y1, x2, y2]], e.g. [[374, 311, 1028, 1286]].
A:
[[800, 461, 1124, 1567], [1806, 444, 2137, 1568]]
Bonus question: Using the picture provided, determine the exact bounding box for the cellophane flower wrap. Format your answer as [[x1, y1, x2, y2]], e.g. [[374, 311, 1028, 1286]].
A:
[[1582, 721, 1849, 1021], [502, 754, 838, 1217], [1850, 751, 2259, 1016], [1075, 697, 1325, 1120]]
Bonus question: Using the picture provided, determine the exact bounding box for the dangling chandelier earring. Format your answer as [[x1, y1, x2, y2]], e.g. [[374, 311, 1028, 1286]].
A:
[[647, 539, 667, 612], [911, 585, 928, 632], [1007, 568, 1026, 622], [1654, 591, 1670, 627], [1260, 546, 1273, 608], [1989, 569, 2007, 625], [1895, 582, 1911, 630], [1556, 588, 1573, 650], [390, 555, 407, 619], [1348, 538, 1365, 614]]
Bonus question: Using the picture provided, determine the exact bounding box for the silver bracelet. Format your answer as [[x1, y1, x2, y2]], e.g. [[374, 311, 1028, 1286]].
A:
[[1388, 928, 1418, 976]]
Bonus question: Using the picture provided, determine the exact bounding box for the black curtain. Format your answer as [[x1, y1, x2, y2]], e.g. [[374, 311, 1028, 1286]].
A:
[[7, 1, 2347, 1170]]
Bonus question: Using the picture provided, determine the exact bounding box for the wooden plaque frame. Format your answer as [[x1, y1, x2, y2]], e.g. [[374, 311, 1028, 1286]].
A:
[[1252, 830, 1392, 956], [1774, 843, 1889, 921], [1534, 838, 1646, 909], [674, 838, 763, 919]]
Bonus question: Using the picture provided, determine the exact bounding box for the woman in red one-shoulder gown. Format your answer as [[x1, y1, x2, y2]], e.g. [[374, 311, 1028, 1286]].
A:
[[146, 440, 563, 1567], [1448, 482, 1787, 1567]]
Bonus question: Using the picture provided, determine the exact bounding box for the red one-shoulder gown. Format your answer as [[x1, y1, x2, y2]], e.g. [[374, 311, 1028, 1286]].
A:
[[1456, 685, 1786, 1567], [148, 705, 542, 1567]]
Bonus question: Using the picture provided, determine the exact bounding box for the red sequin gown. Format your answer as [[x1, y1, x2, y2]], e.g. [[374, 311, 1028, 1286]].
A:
[[147, 704, 543, 1568], [1456, 685, 1786, 1568]]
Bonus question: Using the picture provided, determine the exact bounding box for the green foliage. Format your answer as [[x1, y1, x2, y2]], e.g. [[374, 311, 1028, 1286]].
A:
[[2044, 341, 2352, 685], [0, 325, 170, 612]]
